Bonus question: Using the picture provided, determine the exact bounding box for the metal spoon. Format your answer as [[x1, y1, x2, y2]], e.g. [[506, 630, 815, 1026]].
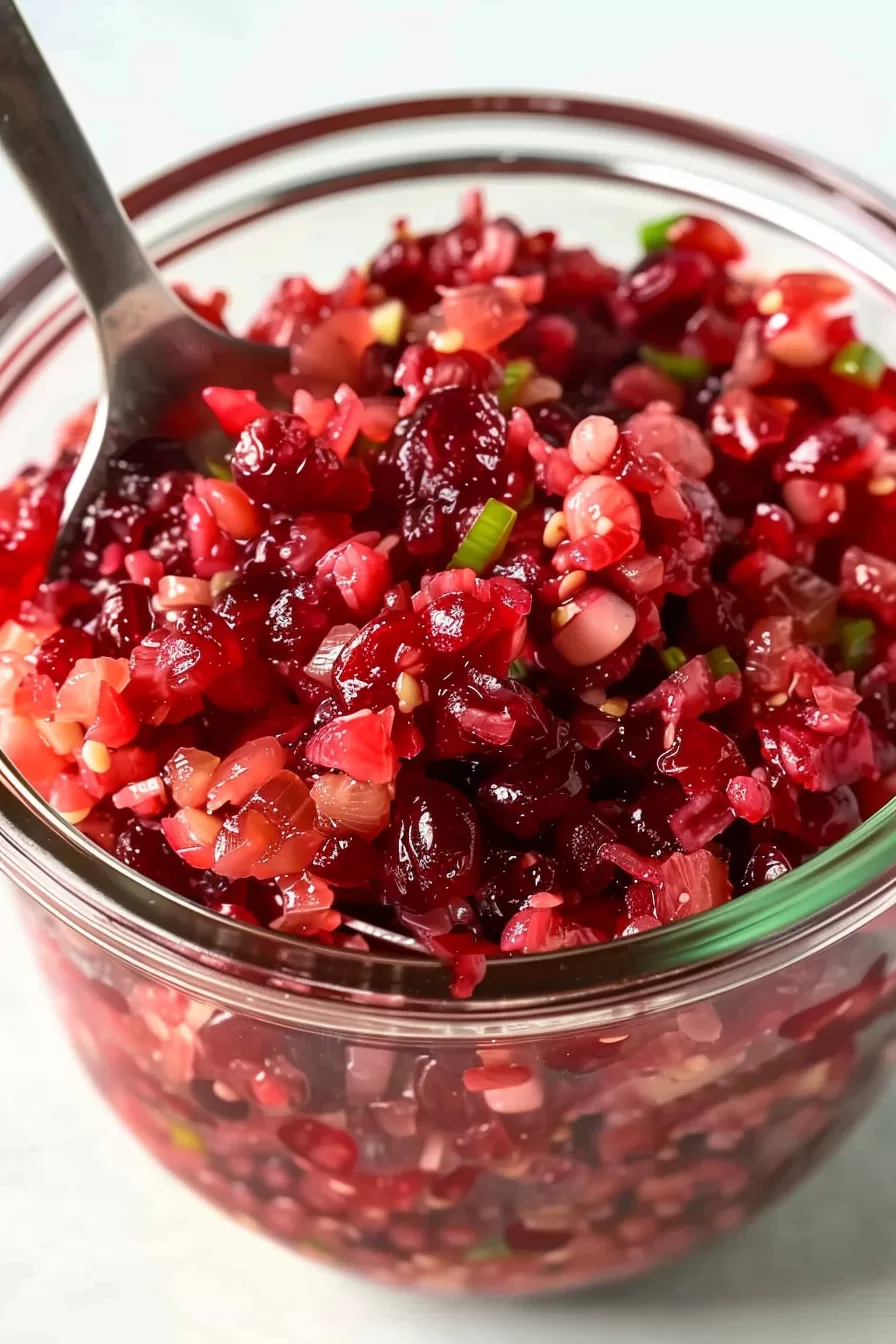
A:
[[0, 4, 428, 956], [0, 0, 289, 574]]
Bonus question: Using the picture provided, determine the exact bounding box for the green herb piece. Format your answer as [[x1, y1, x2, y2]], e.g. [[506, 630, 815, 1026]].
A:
[[449, 499, 517, 574], [639, 213, 685, 252], [498, 358, 535, 411], [639, 344, 709, 383], [830, 341, 886, 390], [706, 645, 739, 680], [660, 646, 688, 673], [839, 617, 876, 669]]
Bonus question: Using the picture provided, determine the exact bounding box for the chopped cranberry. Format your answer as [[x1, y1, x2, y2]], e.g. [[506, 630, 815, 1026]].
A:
[[233, 411, 371, 513], [94, 583, 154, 657], [478, 720, 591, 838], [374, 387, 512, 557], [384, 779, 481, 912], [611, 248, 716, 334], [4, 187, 895, 1024]]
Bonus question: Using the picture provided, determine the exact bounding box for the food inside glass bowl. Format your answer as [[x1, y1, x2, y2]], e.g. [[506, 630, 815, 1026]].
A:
[[2, 191, 896, 996]]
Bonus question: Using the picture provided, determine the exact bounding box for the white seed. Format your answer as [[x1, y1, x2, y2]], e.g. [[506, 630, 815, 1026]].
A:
[[394, 672, 423, 714], [82, 740, 111, 774], [430, 327, 464, 354], [557, 569, 587, 601], [370, 299, 406, 346], [542, 511, 568, 548]]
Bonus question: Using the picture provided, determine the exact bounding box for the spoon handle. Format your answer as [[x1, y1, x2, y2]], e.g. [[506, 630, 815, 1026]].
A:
[[0, 1, 174, 332]]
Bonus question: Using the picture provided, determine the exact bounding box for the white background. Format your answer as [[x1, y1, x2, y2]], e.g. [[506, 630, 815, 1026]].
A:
[[2, 0, 896, 1340]]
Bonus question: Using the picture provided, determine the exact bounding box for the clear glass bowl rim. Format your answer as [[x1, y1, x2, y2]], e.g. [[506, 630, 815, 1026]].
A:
[[2, 90, 896, 1024]]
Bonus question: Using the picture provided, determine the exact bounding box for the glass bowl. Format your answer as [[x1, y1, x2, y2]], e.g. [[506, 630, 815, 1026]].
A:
[[3, 93, 896, 1296]]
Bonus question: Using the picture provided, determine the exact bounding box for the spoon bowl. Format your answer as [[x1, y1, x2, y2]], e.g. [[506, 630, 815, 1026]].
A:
[[0, 0, 289, 574]]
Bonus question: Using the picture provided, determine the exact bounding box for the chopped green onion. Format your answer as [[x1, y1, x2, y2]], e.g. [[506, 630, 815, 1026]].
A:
[[830, 341, 886, 390], [207, 459, 233, 481], [660, 645, 688, 673], [639, 344, 709, 384], [838, 617, 876, 669], [465, 1236, 511, 1263], [498, 358, 535, 411], [449, 499, 517, 574], [639, 213, 685, 252], [508, 658, 528, 681], [706, 645, 739, 680]]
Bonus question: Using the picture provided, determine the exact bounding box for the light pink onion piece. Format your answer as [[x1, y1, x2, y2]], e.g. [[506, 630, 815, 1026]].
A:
[[568, 416, 619, 474], [304, 624, 360, 688], [553, 588, 637, 667]]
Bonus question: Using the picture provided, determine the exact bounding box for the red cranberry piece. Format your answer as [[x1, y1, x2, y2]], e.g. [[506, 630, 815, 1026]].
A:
[[759, 711, 875, 794], [475, 850, 563, 942], [265, 581, 330, 665], [425, 218, 480, 289], [477, 720, 591, 838], [600, 777, 683, 860], [658, 720, 746, 798], [707, 388, 791, 460], [115, 817, 192, 896], [197, 1010, 286, 1072], [795, 784, 862, 846], [428, 665, 549, 759], [594, 713, 667, 784], [232, 411, 371, 513], [739, 841, 792, 893], [373, 387, 509, 556], [681, 306, 741, 364], [543, 245, 617, 305], [156, 608, 241, 694], [394, 344, 501, 406], [611, 248, 715, 332], [368, 236, 431, 308], [332, 609, 423, 713], [748, 502, 797, 561], [33, 625, 94, 686], [311, 832, 383, 887], [554, 808, 616, 897], [776, 413, 885, 483], [413, 1056, 484, 1131], [841, 547, 896, 627], [278, 1117, 357, 1173], [685, 583, 746, 659], [527, 400, 579, 447], [94, 582, 154, 657], [384, 779, 481, 912], [78, 491, 147, 561]]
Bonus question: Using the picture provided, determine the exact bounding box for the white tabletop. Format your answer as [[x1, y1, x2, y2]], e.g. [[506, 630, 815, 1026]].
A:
[[3, 1, 896, 1339]]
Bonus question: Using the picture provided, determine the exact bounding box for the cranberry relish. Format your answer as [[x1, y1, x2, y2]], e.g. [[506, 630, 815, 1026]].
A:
[[3, 192, 896, 993]]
